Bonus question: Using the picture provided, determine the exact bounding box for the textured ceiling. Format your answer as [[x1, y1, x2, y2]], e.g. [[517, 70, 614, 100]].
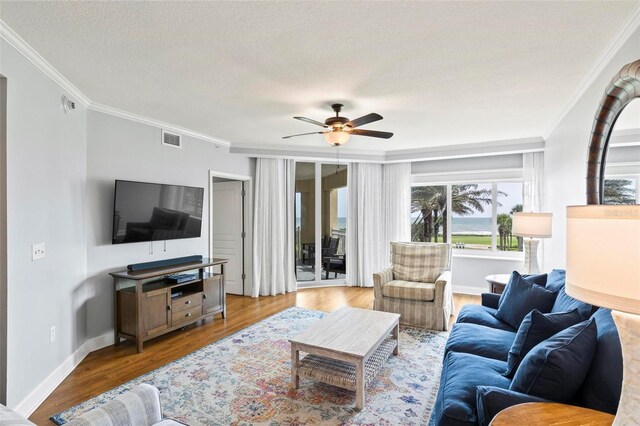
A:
[[1, 2, 637, 151]]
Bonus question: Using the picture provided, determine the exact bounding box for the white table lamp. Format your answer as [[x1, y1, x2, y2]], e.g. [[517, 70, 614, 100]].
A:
[[512, 212, 552, 274], [566, 204, 640, 425]]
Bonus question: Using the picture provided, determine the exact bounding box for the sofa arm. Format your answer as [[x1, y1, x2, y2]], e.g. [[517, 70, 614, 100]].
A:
[[475, 385, 551, 426], [481, 293, 501, 309], [373, 268, 394, 299], [65, 384, 163, 426]]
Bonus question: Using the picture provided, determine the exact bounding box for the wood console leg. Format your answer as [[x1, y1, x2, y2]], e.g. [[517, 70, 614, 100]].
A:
[[291, 346, 299, 389], [355, 359, 365, 410]]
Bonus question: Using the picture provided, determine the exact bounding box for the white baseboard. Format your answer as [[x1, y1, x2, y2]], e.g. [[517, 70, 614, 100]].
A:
[[13, 332, 114, 418], [452, 285, 484, 296]]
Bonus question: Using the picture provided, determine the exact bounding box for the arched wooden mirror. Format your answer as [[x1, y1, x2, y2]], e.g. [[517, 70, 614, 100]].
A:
[[586, 59, 640, 204]]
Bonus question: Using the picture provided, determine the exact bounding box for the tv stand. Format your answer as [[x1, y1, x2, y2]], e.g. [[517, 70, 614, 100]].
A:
[[110, 257, 228, 353]]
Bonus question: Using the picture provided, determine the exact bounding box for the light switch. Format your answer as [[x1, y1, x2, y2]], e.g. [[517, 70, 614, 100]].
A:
[[32, 242, 45, 261]]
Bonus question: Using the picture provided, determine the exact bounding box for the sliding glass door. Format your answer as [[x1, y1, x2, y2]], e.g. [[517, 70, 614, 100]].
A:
[[295, 163, 316, 282], [294, 162, 347, 284]]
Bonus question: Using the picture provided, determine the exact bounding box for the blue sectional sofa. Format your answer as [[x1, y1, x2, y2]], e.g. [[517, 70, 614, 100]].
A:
[[429, 269, 623, 426]]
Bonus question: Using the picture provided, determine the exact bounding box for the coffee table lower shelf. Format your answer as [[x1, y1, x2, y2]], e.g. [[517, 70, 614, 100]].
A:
[[296, 337, 397, 400]]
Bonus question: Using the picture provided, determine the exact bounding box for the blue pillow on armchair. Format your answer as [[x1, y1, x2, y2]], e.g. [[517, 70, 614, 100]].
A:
[[504, 308, 582, 377], [510, 318, 597, 402], [498, 271, 547, 307], [495, 272, 556, 329]]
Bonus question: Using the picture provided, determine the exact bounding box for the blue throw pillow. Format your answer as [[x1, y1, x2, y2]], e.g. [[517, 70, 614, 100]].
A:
[[504, 309, 582, 377], [495, 272, 556, 329], [510, 318, 597, 402], [498, 271, 547, 307], [551, 288, 593, 320], [545, 269, 566, 293]]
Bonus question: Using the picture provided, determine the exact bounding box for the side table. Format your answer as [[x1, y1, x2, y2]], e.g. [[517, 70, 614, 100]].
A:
[[490, 402, 614, 426], [484, 274, 511, 294]]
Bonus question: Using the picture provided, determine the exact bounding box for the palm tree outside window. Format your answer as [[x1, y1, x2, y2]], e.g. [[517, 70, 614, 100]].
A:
[[411, 181, 523, 252]]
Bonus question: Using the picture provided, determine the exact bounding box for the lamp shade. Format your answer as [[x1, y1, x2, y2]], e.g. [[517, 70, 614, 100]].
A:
[[512, 212, 553, 238], [566, 205, 640, 315], [324, 129, 350, 146]]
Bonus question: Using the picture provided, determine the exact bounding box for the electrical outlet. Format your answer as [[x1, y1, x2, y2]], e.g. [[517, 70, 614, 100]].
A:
[[32, 242, 46, 261], [50, 326, 56, 343]]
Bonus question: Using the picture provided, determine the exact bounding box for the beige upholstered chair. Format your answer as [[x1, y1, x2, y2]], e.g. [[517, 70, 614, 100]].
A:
[[373, 242, 453, 331]]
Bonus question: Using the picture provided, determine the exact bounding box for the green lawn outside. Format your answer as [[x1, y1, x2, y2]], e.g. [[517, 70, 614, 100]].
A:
[[451, 234, 520, 251]]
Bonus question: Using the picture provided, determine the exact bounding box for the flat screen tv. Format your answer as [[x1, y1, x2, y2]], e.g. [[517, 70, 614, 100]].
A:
[[112, 180, 204, 244]]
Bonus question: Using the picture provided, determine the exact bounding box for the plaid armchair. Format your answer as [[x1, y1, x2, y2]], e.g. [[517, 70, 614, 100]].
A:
[[373, 242, 453, 330]]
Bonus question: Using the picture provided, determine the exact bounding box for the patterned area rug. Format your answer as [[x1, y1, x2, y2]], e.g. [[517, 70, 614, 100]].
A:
[[52, 307, 448, 425]]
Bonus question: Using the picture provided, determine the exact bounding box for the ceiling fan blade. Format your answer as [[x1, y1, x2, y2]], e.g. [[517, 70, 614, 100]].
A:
[[348, 129, 393, 139], [346, 113, 383, 129], [282, 131, 325, 139], [294, 116, 328, 128]]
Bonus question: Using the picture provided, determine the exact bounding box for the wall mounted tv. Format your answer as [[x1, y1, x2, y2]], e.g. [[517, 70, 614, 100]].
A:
[[112, 180, 204, 244]]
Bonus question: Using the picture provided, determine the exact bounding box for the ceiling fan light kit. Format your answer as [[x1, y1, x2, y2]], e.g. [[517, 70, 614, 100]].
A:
[[324, 129, 350, 146], [284, 103, 393, 146]]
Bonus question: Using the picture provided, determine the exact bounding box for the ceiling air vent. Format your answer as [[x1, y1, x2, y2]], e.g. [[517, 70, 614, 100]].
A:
[[162, 130, 182, 149]]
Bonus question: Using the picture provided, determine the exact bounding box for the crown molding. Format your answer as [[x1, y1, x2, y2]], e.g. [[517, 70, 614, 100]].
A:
[[88, 103, 231, 147], [229, 145, 387, 163], [543, 3, 640, 140], [383, 137, 544, 163], [231, 137, 544, 163], [0, 20, 90, 106]]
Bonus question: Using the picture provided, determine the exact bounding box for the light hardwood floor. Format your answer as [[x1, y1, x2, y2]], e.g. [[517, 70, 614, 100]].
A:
[[29, 287, 479, 424]]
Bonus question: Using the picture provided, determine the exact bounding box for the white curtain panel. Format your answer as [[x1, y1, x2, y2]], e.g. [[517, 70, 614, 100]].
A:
[[523, 151, 546, 266], [347, 162, 412, 287], [252, 158, 297, 297], [523, 152, 544, 212], [383, 163, 412, 247]]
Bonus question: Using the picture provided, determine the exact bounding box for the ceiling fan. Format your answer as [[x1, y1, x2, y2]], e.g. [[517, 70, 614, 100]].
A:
[[283, 103, 393, 146]]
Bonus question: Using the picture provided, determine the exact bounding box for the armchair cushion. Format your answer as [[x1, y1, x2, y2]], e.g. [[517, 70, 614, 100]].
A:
[[390, 242, 450, 283], [382, 280, 435, 301], [504, 309, 582, 377], [510, 318, 597, 402], [495, 272, 556, 329], [445, 323, 515, 361], [456, 305, 515, 332]]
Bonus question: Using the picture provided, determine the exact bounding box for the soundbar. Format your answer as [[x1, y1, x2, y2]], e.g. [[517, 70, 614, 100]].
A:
[[127, 255, 203, 272]]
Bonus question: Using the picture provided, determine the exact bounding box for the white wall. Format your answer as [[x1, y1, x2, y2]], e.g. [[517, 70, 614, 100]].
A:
[[85, 111, 254, 339], [0, 38, 255, 411], [1, 40, 89, 408], [451, 254, 523, 295], [543, 26, 640, 270]]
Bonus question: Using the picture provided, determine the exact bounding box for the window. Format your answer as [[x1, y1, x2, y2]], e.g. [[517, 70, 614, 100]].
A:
[[604, 177, 639, 205], [451, 184, 493, 250], [411, 181, 523, 253]]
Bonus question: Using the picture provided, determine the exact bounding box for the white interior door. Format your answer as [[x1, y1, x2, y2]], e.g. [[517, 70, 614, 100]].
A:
[[212, 181, 244, 295]]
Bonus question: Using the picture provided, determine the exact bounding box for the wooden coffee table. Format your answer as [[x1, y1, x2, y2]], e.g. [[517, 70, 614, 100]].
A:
[[289, 306, 400, 410]]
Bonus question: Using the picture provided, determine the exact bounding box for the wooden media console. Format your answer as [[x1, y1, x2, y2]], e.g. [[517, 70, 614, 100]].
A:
[[110, 257, 228, 353]]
